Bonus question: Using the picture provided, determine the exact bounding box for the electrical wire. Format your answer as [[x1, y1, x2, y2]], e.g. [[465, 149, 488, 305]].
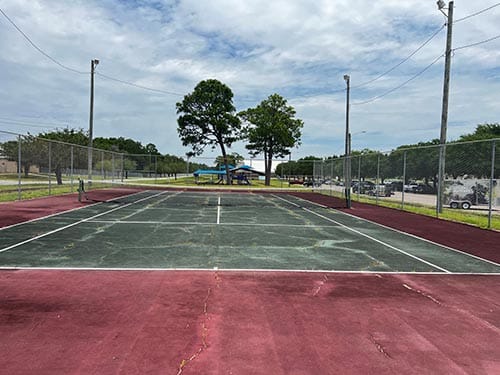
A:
[[454, 2, 500, 24], [351, 54, 443, 106], [0, 8, 88, 74], [95, 72, 184, 96], [351, 24, 446, 89], [0, 117, 70, 129], [454, 34, 500, 51]]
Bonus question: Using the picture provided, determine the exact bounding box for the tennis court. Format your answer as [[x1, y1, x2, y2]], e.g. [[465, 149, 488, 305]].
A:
[[0, 189, 499, 374], [1, 190, 499, 273]]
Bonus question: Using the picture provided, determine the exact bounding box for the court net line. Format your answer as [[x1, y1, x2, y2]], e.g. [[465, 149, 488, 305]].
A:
[[271, 194, 451, 273], [86, 219, 335, 228], [0, 191, 168, 254]]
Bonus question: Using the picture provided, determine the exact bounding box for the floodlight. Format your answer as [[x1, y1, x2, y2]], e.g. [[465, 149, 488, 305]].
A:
[[437, 0, 446, 10], [343, 74, 350, 82], [94, 59, 100, 65]]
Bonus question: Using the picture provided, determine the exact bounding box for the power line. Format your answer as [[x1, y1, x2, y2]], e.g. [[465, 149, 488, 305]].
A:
[[351, 54, 443, 106], [454, 34, 500, 51], [0, 8, 185, 96], [95, 72, 184, 96], [454, 2, 500, 23], [0, 119, 63, 130], [352, 24, 445, 89], [0, 8, 88, 74]]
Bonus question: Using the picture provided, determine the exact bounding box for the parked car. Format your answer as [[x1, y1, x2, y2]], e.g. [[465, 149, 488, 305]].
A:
[[352, 181, 375, 194], [367, 184, 393, 197], [414, 184, 435, 194], [403, 183, 418, 193]]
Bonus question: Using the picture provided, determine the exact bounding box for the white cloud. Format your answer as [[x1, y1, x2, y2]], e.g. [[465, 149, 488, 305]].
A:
[[0, 0, 499, 160]]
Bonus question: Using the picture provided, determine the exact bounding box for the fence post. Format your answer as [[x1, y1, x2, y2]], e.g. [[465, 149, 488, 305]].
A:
[[48, 141, 52, 195], [121, 153, 124, 182], [112, 153, 115, 182], [17, 135, 22, 201], [70, 145, 74, 192], [402, 151, 407, 210], [357, 155, 361, 201], [488, 140, 496, 229], [376, 153, 380, 205]]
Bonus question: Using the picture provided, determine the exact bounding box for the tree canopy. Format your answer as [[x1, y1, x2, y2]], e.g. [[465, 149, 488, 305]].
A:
[[176, 79, 241, 184], [239, 94, 303, 185]]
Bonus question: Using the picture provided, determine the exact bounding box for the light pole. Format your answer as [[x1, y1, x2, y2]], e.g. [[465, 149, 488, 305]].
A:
[[88, 58, 99, 184], [436, 1, 453, 214], [343, 74, 351, 208]]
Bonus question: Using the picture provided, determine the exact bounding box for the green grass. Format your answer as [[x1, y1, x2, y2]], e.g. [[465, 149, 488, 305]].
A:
[[343, 192, 500, 230]]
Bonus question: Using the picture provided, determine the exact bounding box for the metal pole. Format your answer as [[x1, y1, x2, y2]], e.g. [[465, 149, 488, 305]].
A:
[[344, 74, 351, 208], [402, 151, 407, 210], [357, 154, 361, 201], [488, 140, 496, 229], [121, 153, 124, 182], [88, 59, 99, 184], [48, 142, 52, 195], [376, 153, 380, 206], [437, 1, 454, 214], [17, 135, 22, 201], [70, 145, 74, 192]]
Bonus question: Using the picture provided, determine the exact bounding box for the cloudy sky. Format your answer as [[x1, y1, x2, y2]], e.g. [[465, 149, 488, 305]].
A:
[[1, 0, 499, 163]]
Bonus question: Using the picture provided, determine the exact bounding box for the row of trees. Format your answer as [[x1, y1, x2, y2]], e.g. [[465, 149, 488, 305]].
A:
[[176, 79, 304, 185], [0, 129, 210, 184], [275, 124, 500, 185]]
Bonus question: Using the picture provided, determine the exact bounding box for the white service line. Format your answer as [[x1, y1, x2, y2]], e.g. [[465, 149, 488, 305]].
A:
[[272, 195, 451, 273], [0, 191, 167, 254], [217, 195, 221, 224]]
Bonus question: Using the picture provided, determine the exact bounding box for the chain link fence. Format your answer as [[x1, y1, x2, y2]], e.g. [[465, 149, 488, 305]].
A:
[[310, 139, 499, 228], [1, 130, 498, 228]]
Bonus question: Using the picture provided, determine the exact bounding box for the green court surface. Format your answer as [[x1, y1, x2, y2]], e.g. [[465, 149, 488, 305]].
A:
[[1, 190, 499, 273]]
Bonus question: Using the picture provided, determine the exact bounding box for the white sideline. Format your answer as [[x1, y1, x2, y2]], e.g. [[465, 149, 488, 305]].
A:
[[272, 194, 451, 273], [0, 191, 167, 254]]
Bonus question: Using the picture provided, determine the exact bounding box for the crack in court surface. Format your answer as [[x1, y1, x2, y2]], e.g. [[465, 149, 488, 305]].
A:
[[176, 271, 221, 374]]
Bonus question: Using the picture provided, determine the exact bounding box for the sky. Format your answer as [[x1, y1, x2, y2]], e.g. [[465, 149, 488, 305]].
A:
[[0, 0, 499, 165]]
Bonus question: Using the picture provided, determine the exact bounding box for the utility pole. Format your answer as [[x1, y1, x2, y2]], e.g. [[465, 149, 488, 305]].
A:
[[343, 74, 351, 208], [436, 1, 453, 214], [88, 58, 99, 184]]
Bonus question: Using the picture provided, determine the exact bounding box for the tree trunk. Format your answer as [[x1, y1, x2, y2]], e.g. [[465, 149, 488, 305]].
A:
[[220, 143, 231, 185], [265, 152, 273, 186], [55, 165, 63, 185]]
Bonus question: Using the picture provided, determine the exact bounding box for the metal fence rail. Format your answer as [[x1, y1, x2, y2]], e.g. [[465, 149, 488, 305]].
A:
[[1, 130, 498, 228]]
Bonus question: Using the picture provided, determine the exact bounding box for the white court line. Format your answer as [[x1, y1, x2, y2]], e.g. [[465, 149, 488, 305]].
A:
[[1, 266, 499, 276], [0, 190, 147, 232], [272, 194, 451, 273], [217, 195, 221, 224], [0, 191, 167, 254], [288, 193, 500, 268]]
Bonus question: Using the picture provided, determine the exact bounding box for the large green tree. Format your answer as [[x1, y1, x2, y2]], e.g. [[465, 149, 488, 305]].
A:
[[239, 94, 303, 185], [176, 79, 241, 184]]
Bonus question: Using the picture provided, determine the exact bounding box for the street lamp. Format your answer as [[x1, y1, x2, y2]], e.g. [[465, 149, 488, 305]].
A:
[[436, 1, 454, 214], [343, 74, 351, 208], [88, 58, 99, 184]]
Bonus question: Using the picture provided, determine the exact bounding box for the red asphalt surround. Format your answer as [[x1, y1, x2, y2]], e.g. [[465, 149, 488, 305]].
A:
[[0, 270, 499, 374], [290, 192, 500, 264], [0, 189, 142, 228]]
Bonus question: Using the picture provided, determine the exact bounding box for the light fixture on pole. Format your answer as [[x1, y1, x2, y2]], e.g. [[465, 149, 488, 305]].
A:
[[436, 1, 453, 214], [343, 74, 351, 209], [88, 58, 99, 184]]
